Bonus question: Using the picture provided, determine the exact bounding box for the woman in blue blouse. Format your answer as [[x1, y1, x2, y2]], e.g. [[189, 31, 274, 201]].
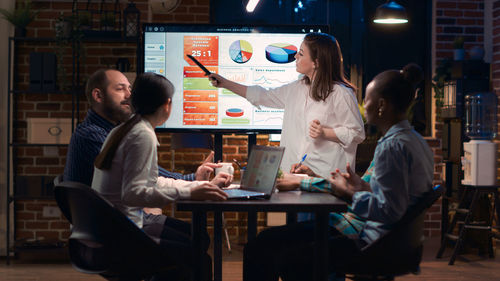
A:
[[243, 63, 434, 281]]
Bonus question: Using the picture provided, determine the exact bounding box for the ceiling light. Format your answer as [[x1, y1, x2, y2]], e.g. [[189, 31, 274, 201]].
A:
[[373, 0, 408, 24], [246, 0, 261, 13]]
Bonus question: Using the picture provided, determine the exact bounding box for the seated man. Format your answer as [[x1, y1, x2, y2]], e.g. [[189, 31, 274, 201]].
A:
[[64, 69, 218, 186], [63, 69, 220, 257], [243, 63, 434, 281]]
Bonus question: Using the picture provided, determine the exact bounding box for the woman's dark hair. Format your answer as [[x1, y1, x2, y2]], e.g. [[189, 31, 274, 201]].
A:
[[371, 63, 423, 114], [302, 33, 356, 102], [95, 73, 174, 170]]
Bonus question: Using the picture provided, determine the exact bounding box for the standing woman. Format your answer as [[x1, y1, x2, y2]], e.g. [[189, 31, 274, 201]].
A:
[[209, 33, 365, 178], [92, 73, 230, 281]]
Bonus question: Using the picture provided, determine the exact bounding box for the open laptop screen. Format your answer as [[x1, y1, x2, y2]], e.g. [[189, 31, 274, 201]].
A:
[[241, 145, 285, 194]]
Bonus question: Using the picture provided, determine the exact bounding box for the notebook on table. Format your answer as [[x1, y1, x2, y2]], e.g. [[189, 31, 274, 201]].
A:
[[224, 145, 285, 200]]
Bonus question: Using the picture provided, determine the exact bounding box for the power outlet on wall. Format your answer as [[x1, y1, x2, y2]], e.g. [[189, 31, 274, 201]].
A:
[[42, 206, 61, 218]]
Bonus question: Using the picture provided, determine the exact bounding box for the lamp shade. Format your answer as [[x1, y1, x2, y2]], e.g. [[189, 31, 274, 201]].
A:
[[373, 0, 408, 24]]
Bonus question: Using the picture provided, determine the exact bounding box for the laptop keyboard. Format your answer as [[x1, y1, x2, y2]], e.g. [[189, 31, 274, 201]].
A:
[[224, 189, 265, 198]]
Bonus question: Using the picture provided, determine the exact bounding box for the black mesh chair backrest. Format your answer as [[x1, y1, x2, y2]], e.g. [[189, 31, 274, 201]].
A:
[[338, 185, 444, 278], [54, 180, 176, 279]]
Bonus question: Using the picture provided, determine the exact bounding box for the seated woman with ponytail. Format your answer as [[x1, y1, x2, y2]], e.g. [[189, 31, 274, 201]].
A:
[[92, 72, 230, 281], [243, 63, 434, 281]]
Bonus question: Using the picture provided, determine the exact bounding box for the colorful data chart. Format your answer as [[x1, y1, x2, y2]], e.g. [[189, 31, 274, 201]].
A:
[[184, 36, 219, 66], [265, 43, 297, 64], [229, 40, 253, 64], [226, 108, 244, 117]]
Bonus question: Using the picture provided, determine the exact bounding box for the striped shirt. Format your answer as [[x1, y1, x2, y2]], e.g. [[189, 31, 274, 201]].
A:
[[63, 109, 194, 186]]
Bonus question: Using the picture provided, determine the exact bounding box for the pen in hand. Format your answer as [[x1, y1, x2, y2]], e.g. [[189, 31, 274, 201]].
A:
[[294, 154, 307, 173]]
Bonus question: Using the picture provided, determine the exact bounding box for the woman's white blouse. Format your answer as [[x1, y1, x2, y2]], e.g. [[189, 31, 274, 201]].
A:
[[246, 80, 365, 178], [92, 118, 203, 228]]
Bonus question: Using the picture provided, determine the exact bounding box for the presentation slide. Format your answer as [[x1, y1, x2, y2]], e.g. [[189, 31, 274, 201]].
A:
[[143, 24, 327, 131]]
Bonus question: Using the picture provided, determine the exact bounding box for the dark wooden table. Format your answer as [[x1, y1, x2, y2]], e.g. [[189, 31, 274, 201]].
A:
[[176, 191, 347, 281]]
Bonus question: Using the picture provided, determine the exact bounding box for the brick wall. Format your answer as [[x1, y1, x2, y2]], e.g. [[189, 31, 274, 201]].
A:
[[14, 0, 490, 243], [494, 1, 500, 178], [13, 0, 270, 243], [495, 1, 500, 92], [13, 0, 220, 242], [435, 0, 485, 59], [431, 0, 491, 237]]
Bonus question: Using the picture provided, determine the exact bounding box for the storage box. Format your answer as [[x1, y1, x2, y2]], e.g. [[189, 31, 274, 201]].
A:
[[27, 118, 74, 144]]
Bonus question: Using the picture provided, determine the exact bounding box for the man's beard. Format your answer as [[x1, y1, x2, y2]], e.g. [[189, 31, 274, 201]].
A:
[[102, 94, 132, 124]]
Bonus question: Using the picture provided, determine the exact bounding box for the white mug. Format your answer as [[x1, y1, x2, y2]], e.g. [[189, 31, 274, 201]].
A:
[[215, 162, 234, 176]]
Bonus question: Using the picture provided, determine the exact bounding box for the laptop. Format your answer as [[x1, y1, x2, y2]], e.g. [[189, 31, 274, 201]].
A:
[[223, 145, 285, 200]]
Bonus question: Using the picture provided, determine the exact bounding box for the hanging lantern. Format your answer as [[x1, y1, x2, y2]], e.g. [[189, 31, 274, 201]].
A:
[[123, 2, 140, 38]]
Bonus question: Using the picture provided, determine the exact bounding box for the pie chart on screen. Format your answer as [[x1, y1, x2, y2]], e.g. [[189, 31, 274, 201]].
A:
[[229, 40, 253, 64], [265, 43, 297, 63]]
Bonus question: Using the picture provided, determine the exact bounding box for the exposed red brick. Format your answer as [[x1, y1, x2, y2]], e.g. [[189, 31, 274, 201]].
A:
[[36, 103, 61, 111], [444, 10, 464, 17], [24, 94, 50, 102], [26, 221, 49, 229], [437, 2, 457, 9], [50, 112, 72, 118], [36, 29, 55, 38], [458, 2, 479, 10], [50, 221, 70, 229], [196, 0, 210, 5], [35, 230, 60, 240], [25, 147, 43, 157], [36, 157, 60, 165], [24, 167, 48, 174], [51, 2, 73, 10], [223, 146, 238, 154], [61, 231, 71, 240], [457, 18, 477, 25], [464, 11, 483, 17], [17, 212, 35, 220], [16, 231, 35, 239], [48, 167, 65, 175], [16, 157, 34, 165], [25, 203, 46, 211], [195, 14, 210, 23], [174, 14, 196, 22]]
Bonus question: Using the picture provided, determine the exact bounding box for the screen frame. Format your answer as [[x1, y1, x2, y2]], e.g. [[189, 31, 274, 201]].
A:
[[142, 23, 330, 134]]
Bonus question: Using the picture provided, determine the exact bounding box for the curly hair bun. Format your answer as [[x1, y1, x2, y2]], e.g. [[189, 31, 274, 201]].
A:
[[402, 63, 423, 87]]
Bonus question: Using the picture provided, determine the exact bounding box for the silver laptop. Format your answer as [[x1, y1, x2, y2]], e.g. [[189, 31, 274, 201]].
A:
[[224, 145, 285, 200]]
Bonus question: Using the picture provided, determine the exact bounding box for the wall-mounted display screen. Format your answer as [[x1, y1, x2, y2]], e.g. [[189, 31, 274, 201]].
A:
[[143, 24, 328, 132]]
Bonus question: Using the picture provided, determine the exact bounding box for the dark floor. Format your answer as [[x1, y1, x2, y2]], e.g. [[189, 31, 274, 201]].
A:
[[1, 237, 499, 281]]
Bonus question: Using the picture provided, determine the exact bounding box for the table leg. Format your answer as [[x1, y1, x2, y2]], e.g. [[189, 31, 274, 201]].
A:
[[287, 212, 298, 225], [247, 211, 257, 242], [192, 211, 207, 281], [214, 211, 223, 281], [314, 211, 329, 281]]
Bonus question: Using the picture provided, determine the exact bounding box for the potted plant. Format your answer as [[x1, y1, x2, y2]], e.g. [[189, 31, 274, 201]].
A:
[[453, 36, 465, 61], [0, 0, 38, 37], [432, 58, 452, 117], [100, 11, 115, 31], [78, 10, 92, 30], [55, 13, 73, 39]]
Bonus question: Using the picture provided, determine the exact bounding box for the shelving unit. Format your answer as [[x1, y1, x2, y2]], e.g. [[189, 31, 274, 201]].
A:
[[5, 34, 141, 264], [5, 36, 78, 264], [437, 61, 492, 261]]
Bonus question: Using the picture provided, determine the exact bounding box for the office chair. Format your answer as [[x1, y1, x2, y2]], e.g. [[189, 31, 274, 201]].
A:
[[54, 180, 181, 281], [334, 185, 444, 281], [53, 174, 63, 186]]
